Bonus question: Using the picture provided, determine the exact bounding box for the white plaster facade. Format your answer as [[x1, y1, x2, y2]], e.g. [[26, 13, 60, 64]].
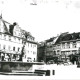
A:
[[0, 32, 23, 61], [56, 40, 80, 56], [0, 15, 38, 62], [23, 41, 37, 62]]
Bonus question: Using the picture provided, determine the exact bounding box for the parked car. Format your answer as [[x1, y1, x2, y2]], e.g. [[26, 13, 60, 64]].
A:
[[61, 61, 73, 65], [56, 60, 64, 65], [47, 60, 55, 64], [63, 61, 69, 65]]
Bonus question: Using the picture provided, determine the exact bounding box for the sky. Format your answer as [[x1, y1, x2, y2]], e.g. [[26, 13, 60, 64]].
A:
[[0, 0, 80, 42]]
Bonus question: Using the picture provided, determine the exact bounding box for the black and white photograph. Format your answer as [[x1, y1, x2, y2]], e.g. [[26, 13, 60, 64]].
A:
[[0, 0, 80, 79]]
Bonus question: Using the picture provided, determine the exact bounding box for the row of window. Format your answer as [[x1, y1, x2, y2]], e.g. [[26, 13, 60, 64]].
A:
[[62, 43, 76, 49], [47, 42, 53, 46], [27, 50, 36, 54], [61, 50, 77, 55], [56, 42, 77, 49], [0, 34, 22, 43], [0, 44, 20, 52], [46, 52, 53, 56], [27, 36, 34, 41], [27, 43, 37, 48], [27, 57, 36, 62]]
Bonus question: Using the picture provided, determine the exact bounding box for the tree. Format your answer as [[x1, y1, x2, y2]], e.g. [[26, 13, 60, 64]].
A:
[[18, 44, 26, 61]]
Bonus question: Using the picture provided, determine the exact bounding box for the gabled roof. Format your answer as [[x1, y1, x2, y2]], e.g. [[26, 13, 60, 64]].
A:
[[0, 14, 11, 35], [55, 32, 80, 44], [0, 14, 35, 40]]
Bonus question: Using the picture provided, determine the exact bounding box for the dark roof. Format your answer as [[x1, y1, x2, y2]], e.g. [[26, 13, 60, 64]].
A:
[[26, 40, 38, 44], [21, 30, 34, 39], [55, 32, 80, 44], [45, 37, 55, 43]]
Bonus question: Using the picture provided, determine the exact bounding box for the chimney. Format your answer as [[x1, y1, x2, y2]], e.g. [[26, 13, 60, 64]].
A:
[[9, 22, 17, 35]]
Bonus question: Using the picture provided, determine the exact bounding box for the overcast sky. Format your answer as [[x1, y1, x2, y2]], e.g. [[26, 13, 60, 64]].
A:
[[0, 0, 80, 42]]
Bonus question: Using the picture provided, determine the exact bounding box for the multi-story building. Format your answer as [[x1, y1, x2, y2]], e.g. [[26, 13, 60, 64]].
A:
[[23, 40, 37, 62], [45, 37, 58, 62], [38, 36, 59, 62], [55, 32, 80, 61], [0, 15, 37, 62], [37, 42, 46, 62], [38, 32, 80, 63]]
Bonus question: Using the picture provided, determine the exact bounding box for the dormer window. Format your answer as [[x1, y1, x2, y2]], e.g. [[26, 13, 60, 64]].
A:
[[4, 34, 6, 40], [9, 36, 11, 41]]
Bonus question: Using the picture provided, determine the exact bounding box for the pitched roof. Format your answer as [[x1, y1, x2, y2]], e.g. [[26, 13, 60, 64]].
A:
[[55, 32, 80, 44], [21, 29, 34, 39], [0, 15, 10, 34], [45, 37, 55, 43]]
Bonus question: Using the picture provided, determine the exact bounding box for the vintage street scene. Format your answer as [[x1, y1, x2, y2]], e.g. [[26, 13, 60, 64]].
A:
[[0, 0, 80, 79]]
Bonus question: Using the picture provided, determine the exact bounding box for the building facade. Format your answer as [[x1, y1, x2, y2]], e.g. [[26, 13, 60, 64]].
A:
[[0, 15, 37, 62], [23, 41, 37, 62], [38, 32, 80, 62], [38, 36, 59, 62], [37, 42, 46, 62], [55, 32, 80, 61]]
